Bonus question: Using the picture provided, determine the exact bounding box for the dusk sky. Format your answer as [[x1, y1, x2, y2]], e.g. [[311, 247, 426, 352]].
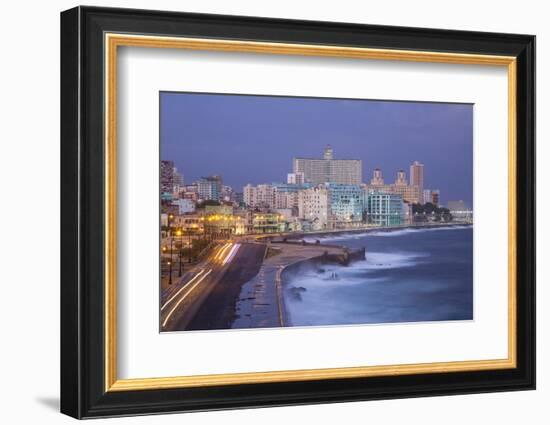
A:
[[160, 92, 473, 205]]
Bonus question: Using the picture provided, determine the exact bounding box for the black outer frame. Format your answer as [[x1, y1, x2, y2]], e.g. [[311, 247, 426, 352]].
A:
[[60, 6, 535, 419]]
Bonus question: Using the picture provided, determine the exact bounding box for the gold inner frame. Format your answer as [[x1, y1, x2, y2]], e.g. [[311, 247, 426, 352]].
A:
[[104, 33, 517, 392]]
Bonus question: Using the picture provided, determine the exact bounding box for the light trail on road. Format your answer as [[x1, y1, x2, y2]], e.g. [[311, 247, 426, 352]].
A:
[[222, 243, 241, 265], [212, 243, 227, 260], [162, 269, 213, 327], [161, 269, 204, 311], [215, 243, 232, 261]]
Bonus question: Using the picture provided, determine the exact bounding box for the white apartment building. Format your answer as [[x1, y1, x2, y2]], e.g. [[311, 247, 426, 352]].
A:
[[243, 184, 276, 208], [275, 190, 298, 209], [297, 185, 329, 229], [287, 172, 305, 185]]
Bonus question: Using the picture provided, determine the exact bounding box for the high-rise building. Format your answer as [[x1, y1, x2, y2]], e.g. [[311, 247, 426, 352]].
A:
[[395, 170, 407, 186], [323, 145, 334, 160], [410, 161, 424, 194], [365, 168, 421, 204], [275, 191, 298, 210], [173, 166, 184, 187], [243, 184, 256, 207], [234, 192, 244, 205], [293, 145, 362, 185], [273, 183, 311, 211], [370, 168, 385, 186], [160, 160, 175, 194], [297, 185, 329, 229], [243, 184, 276, 208], [197, 176, 221, 201]]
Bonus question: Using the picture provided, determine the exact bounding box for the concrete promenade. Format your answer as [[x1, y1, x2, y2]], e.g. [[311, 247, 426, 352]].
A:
[[232, 241, 363, 329]]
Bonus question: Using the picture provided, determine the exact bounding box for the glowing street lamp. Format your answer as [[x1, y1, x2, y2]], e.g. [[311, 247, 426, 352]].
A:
[[168, 237, 174, 285], [176, 229, 183, 277]]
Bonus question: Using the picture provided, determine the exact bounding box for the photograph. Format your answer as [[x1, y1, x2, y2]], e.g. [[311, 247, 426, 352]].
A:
[[57, 5, 536, 419], [159, 92, 474, 332]]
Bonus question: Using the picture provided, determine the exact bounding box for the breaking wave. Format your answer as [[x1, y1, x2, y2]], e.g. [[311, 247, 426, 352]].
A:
[[284, 226, 473, 327], [303, 225, 471, 243]]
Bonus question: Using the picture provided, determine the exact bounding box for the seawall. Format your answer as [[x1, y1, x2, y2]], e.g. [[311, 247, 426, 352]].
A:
[[277, 244, 366, 326]]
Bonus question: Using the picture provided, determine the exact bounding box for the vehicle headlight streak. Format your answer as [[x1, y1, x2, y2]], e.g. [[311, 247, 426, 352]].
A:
[[162, 269, 213, 327], [161, 269, 205, 311], [222, 244, 240, 265], [215, 243, 232, 261]]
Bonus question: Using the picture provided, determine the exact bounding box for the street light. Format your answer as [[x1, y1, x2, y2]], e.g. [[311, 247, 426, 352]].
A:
[[176, 229, 183, 277], [168, 237, 174, 285]]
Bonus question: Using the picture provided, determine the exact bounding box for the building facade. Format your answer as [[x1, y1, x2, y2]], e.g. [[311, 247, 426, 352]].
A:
[[172, 166, 184, 187], [293, 145, 362, 185], [391, 183, 421, 204], [173, 198, 195, 214], [410, 161, 424, 195], [447, 200, 473, 221], [287, 172, 305, 185], [364, 169, 421, 204], [160, 160, 175, 194], [243, 184, 276, 208], [423, 189, 432, 204], [297, 185, 329, 230], [430, 189, 440, 206], [326, 183, 365, 225], [251, 212, 286, 234], [197, 176, 221, 201], [370, 168, 385, 186], [366, 192, 405, 226]]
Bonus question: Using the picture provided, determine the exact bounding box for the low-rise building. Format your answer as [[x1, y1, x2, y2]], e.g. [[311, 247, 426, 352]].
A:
[[430, 190, 440, 206], [447, 200, 473, 222], [251, 212, 286, 234], [204, 204, 233, 216], [173, 198, 195, 214]]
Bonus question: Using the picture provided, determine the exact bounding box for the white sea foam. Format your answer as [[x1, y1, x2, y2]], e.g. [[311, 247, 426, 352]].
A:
[[284, 250, 431, 325], [284, 227, 473, 326], [303, 225, 471, 243], [366, 225, 471, 238], [286, 251, 425, 290]]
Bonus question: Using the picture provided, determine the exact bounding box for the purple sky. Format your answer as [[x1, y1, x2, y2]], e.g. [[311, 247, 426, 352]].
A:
[[160, 92, 473, 205]]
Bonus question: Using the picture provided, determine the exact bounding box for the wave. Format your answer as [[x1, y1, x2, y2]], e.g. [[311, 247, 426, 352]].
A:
[[285, 251, 426, 290], [303, 225, 471, 243], [366, 225, 471, 238], [283, 251, 431, 326], [283, 226, 473, 327]]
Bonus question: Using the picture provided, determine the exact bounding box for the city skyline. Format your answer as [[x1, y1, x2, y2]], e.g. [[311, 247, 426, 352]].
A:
[[160, 92, 473, 205]]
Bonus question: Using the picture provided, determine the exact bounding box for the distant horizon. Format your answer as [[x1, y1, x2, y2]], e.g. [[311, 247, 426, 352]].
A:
[[161, 92, 473, 205]]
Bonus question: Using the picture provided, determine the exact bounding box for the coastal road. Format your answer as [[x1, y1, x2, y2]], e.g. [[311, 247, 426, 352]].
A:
[[160, 241, 266, 332]]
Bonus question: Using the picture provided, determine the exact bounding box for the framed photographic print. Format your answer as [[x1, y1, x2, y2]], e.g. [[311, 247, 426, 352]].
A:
[[60, 6, 535, 419]]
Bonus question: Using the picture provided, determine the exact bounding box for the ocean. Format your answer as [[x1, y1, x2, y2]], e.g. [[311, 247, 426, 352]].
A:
[[284, 226, 473, 327]]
